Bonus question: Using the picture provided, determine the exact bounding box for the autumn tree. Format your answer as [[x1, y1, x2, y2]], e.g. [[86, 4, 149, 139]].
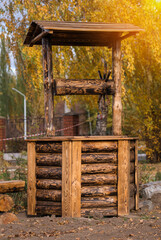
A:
[[0, 0, 161, 161]]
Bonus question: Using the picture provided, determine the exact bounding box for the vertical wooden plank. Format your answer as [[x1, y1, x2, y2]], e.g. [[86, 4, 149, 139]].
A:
[[62, 141, 72, 217], [62, 140, 81, 217], [134, 140, 139, 210], [27, 142, 36, 216], [42, 37, 55, 136], [71, 141, 81, 217], [112, 39, 122, 135], [118, 140, 130, 216]]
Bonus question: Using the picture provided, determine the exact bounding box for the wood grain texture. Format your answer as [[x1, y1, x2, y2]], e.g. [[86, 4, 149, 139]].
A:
[[36, 142, 62, 153], [62, 141, 72, 217], [81, 163, 117, 174], [36, 205, 61, 215], [81, 196, 117, 208], [135, 140, 139, 210], [27, 142, 36, 216], [62, 141, 81, 217], [118, 140, 130, 216], [81, 185, 116, 197], [112, 39, 122, 135], [42, 37, 55, 136], [36, 189, 61, 201], [36, 167, 62, 179], [81, 207, 117, 217], [81, 153, 117, 164], [81, 174, 117, 185], [36, 153, 62, 166], [0, 180, 25, 193], [82, 141, 117, 152], [36, 179, 61, 189], [54, 79, 114, 95]]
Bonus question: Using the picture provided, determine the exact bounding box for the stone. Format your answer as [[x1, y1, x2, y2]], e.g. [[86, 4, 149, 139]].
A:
[[0, 194, 14, 212], [139, 200, 153, 211], [140, 181, 161, 199], [0, 213, 18, 224]]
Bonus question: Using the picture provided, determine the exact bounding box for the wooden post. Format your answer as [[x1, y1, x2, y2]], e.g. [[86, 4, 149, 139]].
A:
[[118, 140, 130, 216], [27, 142, 36, 215], [135, 140, 139, 210], [62, 140, 81, 217], [42, 37, 55, 136], [112, 40, 122, 135]]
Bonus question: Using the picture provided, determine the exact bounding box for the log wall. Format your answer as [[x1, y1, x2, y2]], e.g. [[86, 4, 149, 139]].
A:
[[27, 137, 138, 217]]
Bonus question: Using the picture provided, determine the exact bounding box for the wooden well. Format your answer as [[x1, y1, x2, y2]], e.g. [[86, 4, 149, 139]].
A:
[[24, 21, 143, 217], [27, 136, 138, 217]]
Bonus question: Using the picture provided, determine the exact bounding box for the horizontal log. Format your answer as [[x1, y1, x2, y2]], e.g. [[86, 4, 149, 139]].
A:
[[36, 189, 61, 201], [36, 167, 61, 179], [81, 185, 116, 197], [0, 180, 25, 193], [37, 201, 61, 207], [81, 174, 117, 185], [54, 79, 114, 96], [36, 142, 62, 153], [81, 196, 117, 208], [82, 141, 117, 153], [82, 164, 117, 174], [81, 207, 117, 217], [130, 150, 135, 162], [81, 153, 117, 164], [37, 179, 62, 189], [36, 154, 62, 166], [36, 205, 61, 215]]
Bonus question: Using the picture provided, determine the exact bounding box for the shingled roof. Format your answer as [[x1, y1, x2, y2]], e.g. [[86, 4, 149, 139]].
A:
[[24, 21, 143, 47]]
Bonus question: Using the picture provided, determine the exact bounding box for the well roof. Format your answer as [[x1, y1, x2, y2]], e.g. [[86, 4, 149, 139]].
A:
[[24, 20, 143, 47]]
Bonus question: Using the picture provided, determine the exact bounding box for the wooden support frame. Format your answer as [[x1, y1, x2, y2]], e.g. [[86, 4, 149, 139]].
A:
[[27, 142, 36, 216], [118, 140, 130, 216], [112, 40, 122, 135], [62, 140, 81, 217], [42, 37, 55, 136], [134, 140, 139, 210]]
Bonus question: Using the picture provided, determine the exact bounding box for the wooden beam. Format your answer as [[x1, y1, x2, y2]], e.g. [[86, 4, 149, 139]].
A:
[[27, 142, 36, 216], [62, 141, 81, 217], [30, 31, 49, 47], [112, 40, 122, 135], [42, 37, 55, 136], [118, 140, 130, 216], [134, 140, 139, 210], [54, 79, 114, 95]]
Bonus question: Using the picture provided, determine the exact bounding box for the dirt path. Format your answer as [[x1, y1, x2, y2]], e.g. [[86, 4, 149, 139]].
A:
[[0, 207, 161, 240]]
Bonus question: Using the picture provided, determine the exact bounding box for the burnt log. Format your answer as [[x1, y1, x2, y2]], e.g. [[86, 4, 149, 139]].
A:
[[81, 185, 116, 197], [36, 154, 62, 166], [81, 196, 117, 208], [81, 163, 117, 174], [36, 189, 61, 201], [81, 174, 117, 185], [81, 153, 117, 164], [37, 179, 61, 189], [36, 167, 61, 179], [36, 142, 62, 153], [54, 79, 114, 95], [82, 141, 117, 153]]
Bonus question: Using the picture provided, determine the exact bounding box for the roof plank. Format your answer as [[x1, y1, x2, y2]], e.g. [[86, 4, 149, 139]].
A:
[[24, 21, 144, 47]]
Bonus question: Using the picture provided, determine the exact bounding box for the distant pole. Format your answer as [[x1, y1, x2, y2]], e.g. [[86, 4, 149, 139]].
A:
[[12, 88, 27, 140]]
